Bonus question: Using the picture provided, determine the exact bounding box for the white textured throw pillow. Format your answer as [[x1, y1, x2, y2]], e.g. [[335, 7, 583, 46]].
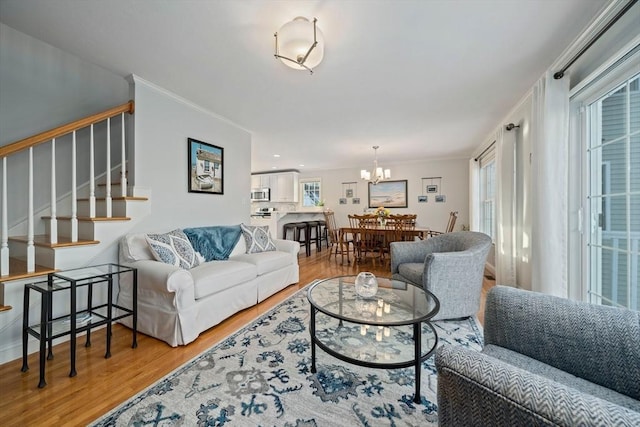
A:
[[240, 223, 276, 254], [145, 229, 199, 269]]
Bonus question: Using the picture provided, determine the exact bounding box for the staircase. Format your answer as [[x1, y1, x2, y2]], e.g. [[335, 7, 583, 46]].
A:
[[0, 101, 148, 311]]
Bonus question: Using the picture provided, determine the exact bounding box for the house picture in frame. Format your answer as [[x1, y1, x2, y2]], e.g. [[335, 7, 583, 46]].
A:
[[188, 138, 223, 194], [368, 180, 408, 208]]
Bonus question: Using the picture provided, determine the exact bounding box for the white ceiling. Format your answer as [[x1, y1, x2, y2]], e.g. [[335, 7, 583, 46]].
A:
[[0, 0, 609, 173]]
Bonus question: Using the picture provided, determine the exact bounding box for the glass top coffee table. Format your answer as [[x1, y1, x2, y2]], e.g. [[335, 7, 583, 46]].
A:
[[307, 275, 440, 403]]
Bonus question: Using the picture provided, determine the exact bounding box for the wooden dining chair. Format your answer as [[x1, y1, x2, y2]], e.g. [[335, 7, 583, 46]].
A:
[[324, 210, 353, 264], [382, 214, 417, 260], [348, 214, 383, 266], [427, 211, 458, 237]]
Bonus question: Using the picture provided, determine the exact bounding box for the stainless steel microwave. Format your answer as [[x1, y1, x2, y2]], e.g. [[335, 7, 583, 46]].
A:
[[250, 188, 270, 202]]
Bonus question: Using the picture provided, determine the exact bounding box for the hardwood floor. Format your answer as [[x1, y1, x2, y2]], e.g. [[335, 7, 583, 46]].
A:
[[0, 247, 495, 426]]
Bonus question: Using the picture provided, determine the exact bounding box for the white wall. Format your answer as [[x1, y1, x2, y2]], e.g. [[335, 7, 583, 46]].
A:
[[0, 23, 129, 145], [299, 157, 469, 231], [129, 76, 252, 231]]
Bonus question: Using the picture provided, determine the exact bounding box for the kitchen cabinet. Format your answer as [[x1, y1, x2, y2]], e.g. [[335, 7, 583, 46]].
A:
[[251, 174, 271, 189], [271, 172, 299, 202], [251, 171, 299, 203]]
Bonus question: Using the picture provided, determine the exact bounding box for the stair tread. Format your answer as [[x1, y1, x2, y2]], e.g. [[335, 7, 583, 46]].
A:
[[1, 258, 57, 282], [41, 215, 131, 222], [77, 196, 148, 201], [8, 235, 100, 248]]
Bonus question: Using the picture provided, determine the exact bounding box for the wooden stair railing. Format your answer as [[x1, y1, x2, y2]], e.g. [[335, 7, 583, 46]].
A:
[[0, 101, 135, 278]]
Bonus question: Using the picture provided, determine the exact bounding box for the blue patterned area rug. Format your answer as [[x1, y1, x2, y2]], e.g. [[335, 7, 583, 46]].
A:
[[91, 284, 483, 426]]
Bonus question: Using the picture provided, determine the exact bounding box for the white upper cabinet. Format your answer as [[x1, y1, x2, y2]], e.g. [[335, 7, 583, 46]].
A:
[[252, 171, 299, 202], [251, 174, 271, 189]]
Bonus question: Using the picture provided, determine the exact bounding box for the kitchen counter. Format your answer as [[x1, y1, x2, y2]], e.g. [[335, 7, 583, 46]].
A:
[[251, 211, 326, 239]]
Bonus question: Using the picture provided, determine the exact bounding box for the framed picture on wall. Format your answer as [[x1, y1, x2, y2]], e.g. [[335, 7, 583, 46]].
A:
[[418, 195, 428, 203], [339, 198, 348, 205], [352, 197, 360, 204], [188, 138, 224, 194], [426, 185, 438, 193], [368, 180, 408, 208], [435, 195, 446, 203]]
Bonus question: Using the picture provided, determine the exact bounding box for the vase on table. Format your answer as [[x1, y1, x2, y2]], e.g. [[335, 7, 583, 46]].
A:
[[355, 272, 378, 298]]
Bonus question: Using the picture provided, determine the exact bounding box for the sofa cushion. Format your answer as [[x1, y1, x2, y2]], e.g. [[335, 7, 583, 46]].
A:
[[397, 263, 423, 286], [183, 225, 242, 261], [190, 260, 257, 299], [230, 250, 292, 276], [145, 229, 199, 269], [483, 344, 640, 412], [240, 223, 276, 253]]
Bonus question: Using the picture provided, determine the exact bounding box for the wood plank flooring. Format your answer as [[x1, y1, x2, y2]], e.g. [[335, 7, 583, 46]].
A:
[[0, 247, 495, 426]]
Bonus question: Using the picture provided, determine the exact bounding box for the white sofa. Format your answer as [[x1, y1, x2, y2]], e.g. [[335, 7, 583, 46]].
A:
[[117, 231, 300, 346]]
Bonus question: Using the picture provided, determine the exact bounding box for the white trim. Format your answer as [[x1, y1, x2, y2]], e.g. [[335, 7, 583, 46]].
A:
[[127, 74, 251, 133], [548, 0, 633, 73], [570, 36, 640, 98]]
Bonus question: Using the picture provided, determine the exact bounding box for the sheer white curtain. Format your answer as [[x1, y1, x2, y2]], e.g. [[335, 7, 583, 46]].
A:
[[530, 70, 570, 297], [495, 126, 517, 285], [469, 159, 480, 231]]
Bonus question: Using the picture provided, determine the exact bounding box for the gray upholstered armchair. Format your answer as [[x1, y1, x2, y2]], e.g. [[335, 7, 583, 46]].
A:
[[436, 286, 640, 426], [390, 231, 491, 320]]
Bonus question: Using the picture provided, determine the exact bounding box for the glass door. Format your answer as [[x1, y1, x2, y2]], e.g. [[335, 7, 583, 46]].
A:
[[585, 73, 639, 310]]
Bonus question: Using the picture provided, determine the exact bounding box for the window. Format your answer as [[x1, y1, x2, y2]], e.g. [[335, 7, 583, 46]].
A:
[[479, 152, 496, 241], [584, 72, 639, 310], [300, 179, 322, 207]]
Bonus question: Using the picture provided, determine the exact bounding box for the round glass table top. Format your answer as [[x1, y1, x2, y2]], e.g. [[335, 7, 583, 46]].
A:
[[307, 275, 439, 326]]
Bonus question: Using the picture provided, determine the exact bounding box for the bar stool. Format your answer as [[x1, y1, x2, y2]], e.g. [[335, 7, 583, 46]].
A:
[[306, 221, 322, 252], [317, 220, 328, 249], [283, 222, 311, 256]]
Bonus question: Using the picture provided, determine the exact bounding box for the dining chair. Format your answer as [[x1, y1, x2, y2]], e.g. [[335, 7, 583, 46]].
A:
[[323, 210, 353, 263], [382, 214, 417, 260], [427, 211, 458, 237], [349, 214, 383, 266]]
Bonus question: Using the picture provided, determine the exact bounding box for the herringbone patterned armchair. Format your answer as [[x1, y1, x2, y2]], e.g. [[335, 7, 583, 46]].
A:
[[435, 286, 640, 426]]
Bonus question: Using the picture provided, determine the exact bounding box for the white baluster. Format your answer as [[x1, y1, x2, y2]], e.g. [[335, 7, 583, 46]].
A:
[[1, 157, 8, 276], [120, 112, 127, 197], [70, 131, 78, 242], [27, 147, 35, 272], [49, 139, 58, 244], [89, 124, 96, 218], [105, 117, 112, 217]]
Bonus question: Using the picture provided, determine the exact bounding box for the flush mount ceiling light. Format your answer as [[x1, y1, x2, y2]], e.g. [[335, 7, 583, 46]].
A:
[[361, 146, 391, 185], [274, 17, 324, 74]]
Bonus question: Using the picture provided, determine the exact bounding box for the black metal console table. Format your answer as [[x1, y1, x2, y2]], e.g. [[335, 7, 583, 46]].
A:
[[21, 263, 137, 388]]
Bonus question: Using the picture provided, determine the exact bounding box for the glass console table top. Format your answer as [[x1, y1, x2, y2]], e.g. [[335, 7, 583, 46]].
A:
[[50, 263, 135, 282]]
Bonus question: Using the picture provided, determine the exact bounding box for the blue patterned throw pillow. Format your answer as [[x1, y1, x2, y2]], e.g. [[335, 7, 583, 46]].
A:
[[240, 223, 276, 254], [145, 229, 199, 269]]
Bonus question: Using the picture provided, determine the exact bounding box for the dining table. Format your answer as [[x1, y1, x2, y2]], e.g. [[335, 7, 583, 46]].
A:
[[337, 225, 430, 265]]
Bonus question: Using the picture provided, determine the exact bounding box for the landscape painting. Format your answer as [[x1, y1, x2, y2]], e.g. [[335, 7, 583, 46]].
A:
[[368, 180, 408, 208]]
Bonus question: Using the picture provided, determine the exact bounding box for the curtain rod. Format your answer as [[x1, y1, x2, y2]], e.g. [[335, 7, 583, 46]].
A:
[[474, 140, 496, 162], [554, 0, 638, 79]]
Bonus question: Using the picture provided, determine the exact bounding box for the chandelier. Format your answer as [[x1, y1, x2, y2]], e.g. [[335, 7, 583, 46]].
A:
[[274, 17, 324, 74], [361, 146, 391, 185]]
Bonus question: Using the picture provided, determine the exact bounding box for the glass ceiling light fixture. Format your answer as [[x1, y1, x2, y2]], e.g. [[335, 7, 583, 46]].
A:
[[361, 146, 391, 185], [274, 17, 324, 74]]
